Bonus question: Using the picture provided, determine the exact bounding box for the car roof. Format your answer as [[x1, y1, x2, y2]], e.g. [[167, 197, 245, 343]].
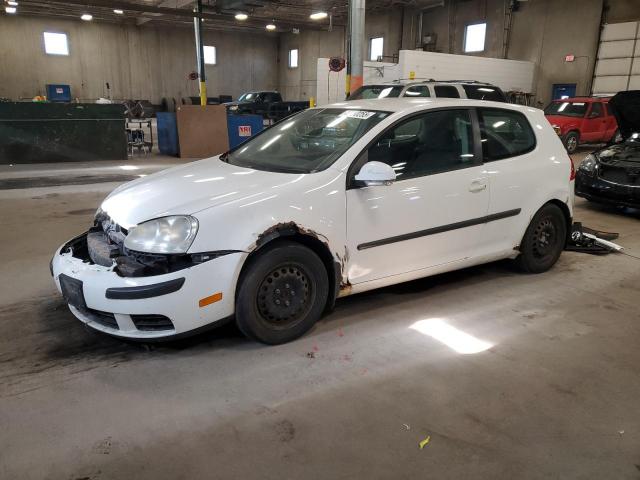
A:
[[551, 96, 610, 103], [323, 98, 535, 115], [363, 80, 496, 87]]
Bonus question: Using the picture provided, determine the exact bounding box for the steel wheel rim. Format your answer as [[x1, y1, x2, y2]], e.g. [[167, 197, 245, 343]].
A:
[[531, 217, 558, 260], [256, 263, 313, 329], [566, 136, 577, 152]]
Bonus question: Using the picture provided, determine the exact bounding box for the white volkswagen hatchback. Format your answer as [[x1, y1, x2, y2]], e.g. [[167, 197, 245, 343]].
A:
[[51, 99, 574, 344]]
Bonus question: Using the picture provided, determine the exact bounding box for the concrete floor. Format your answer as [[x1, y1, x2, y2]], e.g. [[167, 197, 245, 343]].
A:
[[1, 151, 639, 479]]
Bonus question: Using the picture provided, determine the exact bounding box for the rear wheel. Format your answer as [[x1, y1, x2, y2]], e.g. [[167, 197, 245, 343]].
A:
[[235, 241, 329, 345], [516, 204, 567, 273], [564, 131, 579, 154]]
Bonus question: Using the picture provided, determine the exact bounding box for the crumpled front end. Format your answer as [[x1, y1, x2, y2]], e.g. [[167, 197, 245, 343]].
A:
[[51, 215, 247, 340]]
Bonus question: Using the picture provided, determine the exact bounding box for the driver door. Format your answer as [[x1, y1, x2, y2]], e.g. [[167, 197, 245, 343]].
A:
[[346, 108, 490, 284]]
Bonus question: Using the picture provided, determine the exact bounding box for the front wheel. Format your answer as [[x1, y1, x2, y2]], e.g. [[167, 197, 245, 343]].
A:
[[564, 131, 579, 154], [235, 241, 329, 345], [515, 204, 567, 273]]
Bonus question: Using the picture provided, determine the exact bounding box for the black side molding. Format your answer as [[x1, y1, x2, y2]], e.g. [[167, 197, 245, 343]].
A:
[[106, 277, 186, 300], [358, 209, 522, 251]]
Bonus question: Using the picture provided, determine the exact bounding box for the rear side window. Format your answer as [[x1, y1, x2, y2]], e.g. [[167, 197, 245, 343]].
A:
[[589, 102, 603, 118], [462, 85, 506, 102], [404, 86, 431, 98], [478, 108, 536, 161], [434, 85, 460, 98]]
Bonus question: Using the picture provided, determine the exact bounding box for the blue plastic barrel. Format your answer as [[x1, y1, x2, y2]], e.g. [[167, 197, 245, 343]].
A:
[[157, 112, 179, 156]]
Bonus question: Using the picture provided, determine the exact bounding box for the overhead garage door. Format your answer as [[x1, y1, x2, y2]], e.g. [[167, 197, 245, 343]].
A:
[[592, 21, 640, 94]]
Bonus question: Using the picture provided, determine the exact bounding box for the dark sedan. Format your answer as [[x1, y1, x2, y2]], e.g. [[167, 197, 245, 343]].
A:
[[575, 90, 640, 208]]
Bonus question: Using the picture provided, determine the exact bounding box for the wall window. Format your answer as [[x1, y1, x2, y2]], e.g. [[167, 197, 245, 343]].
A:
[[369, 37, 384, 61], [288, 48, 299, 68], [43, 32, 69, 56], [203, 45, 216, 65], [478, 108, 536, 161], [464, 23, 486, 53], [366, 109, 476, 179]]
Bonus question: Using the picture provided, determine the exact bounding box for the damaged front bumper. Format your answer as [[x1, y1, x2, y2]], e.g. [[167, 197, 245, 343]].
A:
[[51, 232, 246, 340]]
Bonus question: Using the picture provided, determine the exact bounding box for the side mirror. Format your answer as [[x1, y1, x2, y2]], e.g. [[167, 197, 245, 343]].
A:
[[354, 161, 396, 187]]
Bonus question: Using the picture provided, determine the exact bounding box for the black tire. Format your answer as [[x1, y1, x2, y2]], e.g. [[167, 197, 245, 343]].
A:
[[235, 241, 329, 345], [564, 131, 579, 154], [516, 204, 567, 273]]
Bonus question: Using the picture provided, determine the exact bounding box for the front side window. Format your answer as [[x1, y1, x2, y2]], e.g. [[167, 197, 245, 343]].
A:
[[365, 109, 476, 180], [370, 37, 384, 61], [434, 85, 460, 98], [43, 32, 69, 56], [348, 85, 403, 100], [464, 23, 487, 53], [544, 102, 588, 117], [224, 108, 390, 173], [404, 86, 431, 98], [479, 108, 536, 161], [203, 45, 216, 65], [463, 85, 506, 102]]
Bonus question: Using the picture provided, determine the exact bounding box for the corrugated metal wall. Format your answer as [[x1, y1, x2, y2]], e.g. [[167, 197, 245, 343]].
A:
[[592, 21, 640, 94]]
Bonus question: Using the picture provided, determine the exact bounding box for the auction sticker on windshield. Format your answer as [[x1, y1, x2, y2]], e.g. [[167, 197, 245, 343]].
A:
[[344, 110, 376, 119]]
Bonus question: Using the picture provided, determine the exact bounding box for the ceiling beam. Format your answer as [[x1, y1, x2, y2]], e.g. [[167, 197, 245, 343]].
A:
[[137, 0, 194, 26], [20, 0, 337, 31]]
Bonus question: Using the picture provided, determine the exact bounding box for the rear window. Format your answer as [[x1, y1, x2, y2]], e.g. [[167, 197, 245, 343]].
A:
[[462, 85, 506, 102], [348, 85, 403, 100], [544, 102, 587, 117], [478, 108, 536, 161], [434, 85, 460, 98]]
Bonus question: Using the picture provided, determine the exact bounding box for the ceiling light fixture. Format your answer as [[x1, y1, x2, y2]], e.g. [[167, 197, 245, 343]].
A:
[[266, 23, 276, 31], [113, 9, 124, 14], [309, 11, 328, 20], [7, 1, 19, 5], [5, 6, 17, 13], [235, 12, 248, 20], [81, 13, 93, 21]]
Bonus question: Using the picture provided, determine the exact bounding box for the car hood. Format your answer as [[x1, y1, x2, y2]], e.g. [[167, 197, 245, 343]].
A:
[[609, 90, 640, 139], [596, 142, 640, 167], [101, 157, 316, 229]]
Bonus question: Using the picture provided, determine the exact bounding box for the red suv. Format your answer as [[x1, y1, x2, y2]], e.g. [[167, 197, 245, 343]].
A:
[[544, 97, 619, 153]]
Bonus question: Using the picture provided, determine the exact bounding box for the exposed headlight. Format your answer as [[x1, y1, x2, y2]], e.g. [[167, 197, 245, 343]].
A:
[[229, 105, 239, 111], [578, 154, 598, 176], [124, 216, 199, 254]]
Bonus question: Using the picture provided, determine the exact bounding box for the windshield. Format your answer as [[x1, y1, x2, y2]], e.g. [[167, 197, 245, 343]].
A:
[[223, 108, 391, 173], [544, 102, 588, 117], [238, 92, 258, 102], [349, 85, 404, 100]]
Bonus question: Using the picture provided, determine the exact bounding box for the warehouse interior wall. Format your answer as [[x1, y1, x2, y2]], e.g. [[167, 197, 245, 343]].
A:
[[277, 11, 404, 100], [0, 16, 278, 104]]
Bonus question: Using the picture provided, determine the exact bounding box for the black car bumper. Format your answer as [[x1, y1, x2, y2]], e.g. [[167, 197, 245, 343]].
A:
[[575, 172, 640, 208]]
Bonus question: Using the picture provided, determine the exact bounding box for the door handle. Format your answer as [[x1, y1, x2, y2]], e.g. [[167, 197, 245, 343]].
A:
[[469, 180, 487, 193]]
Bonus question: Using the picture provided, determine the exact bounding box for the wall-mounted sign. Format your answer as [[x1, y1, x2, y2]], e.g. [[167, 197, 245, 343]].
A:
[[565, 54, 575, 62], [239, 125, 252, 137]]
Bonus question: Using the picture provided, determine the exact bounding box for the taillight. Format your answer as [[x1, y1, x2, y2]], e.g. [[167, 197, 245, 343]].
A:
[[569, 156, 576, 181]]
